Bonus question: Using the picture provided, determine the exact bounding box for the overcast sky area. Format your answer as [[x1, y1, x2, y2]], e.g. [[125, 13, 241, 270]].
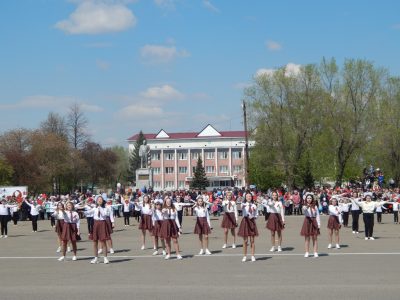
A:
[[1, 0, 399, 147]]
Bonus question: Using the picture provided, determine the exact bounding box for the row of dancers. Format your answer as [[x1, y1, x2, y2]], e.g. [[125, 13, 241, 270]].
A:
[[0, 191, 394, 263]]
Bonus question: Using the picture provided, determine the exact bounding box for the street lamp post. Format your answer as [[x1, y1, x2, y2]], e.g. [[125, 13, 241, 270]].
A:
[[242, 100, 250, 189]]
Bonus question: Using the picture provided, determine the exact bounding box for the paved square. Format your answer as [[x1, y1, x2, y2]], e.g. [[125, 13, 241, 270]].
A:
[[1, 214, 399, 300]]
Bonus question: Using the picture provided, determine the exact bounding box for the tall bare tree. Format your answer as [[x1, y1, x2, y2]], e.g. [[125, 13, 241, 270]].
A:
[[67, 103, 89, 149], [40, 112, 68, 140]]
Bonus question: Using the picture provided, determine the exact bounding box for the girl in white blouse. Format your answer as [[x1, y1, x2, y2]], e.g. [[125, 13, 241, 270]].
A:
[[238, 192, 259, 262], [135, 195, 155, 251], [58, 201, 80, 262], [152, 201, 166, 256], [221, 191, 238, 249], [193, 196, 212, 255], [327, 198, 342, 249], [52, 202, 65, 253], [300, 194, 320, 258], [24, 198, 42, 232], [160, 197, 182, 260], [260, 191, 285, 252], [0, 199, 17, 238]]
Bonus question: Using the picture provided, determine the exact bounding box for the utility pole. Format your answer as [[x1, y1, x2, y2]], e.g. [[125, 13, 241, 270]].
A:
[[242, 100, 250, 189]]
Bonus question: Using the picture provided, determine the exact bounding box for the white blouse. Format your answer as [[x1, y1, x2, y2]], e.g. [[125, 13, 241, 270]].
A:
[[135, 203, 153, 215], [162, 208, 181, 228], [222, 200, 238, 222], [193, 206, 211, 227], [303, 206, 321, 228], [63, 211, 80, 229], [241, 203, 258, 219], [262, 199, 285, 222]]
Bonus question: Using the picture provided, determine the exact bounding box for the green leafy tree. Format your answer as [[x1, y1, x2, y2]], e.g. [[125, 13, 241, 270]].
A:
[[129, 131, 146, 182], [0, 158, 13, 185], [190, 157, 209, 190]]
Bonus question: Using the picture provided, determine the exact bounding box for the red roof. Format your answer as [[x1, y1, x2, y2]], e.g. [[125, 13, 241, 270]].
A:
[[127, 130, 247, 141]]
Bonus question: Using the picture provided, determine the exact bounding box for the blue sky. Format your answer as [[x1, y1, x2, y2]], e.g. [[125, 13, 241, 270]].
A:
[[1, 0, 400, 147]]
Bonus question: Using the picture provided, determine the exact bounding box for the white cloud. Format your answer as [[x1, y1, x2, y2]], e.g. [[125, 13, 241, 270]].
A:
[[234, 82, 252, 90], [255, 63, 301, 78], [140, 44, 189, 64], [203, 0, 219, 13], [153, 0, 177, 10], [96, 59, 111, 70], [140, 84, 184, 100], [0, 95, 104, 113], [255, 68, 275, 77], [119, 104, 164, 119], [55, 1, 136, 35], [266, 40, 282, 51]]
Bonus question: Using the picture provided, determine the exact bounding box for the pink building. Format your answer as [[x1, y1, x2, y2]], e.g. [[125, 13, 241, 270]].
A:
[[127, 125, 255, 191]]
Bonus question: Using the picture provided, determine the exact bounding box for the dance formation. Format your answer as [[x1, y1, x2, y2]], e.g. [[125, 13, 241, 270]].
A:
[[1, 188, 399, 264]]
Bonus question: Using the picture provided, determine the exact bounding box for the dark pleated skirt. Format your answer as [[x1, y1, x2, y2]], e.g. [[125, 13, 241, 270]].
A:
[[160, 219, 179, 239], [266, 213, 284, 231], [300, 217, 320, 237], [105, 217, 113, 235], [327, 215, 341, 230], [152, 220, 163, 237], [91, 220, 111, 242], [61, 223, 78, 242], [139, 214, 153, 231], [194, 217, 211, 235], [55, 219, 65, 238], [238, 217, 259, 238], [221, 212, 237, 229]]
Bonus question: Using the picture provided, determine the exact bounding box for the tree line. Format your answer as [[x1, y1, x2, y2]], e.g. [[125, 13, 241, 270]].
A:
[[0, 104, 129, 194], [245, 58, 400, 191]]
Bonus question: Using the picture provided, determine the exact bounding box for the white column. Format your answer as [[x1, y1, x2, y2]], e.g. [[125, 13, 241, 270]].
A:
[[201, 148, 205, 162], [242, 147, 245, 187], [215, 148, 218, 176], [188, 148, 191, 177], [174, 149, 178, 190], [229, 147, 232, 176], [161, 149, 164, 190]]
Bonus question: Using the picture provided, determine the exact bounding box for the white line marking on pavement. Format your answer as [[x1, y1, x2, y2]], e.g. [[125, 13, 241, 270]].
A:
[[1, 252, 400, 259]]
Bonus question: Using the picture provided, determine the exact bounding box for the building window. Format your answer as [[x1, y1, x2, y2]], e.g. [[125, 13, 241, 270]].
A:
[[178, 166, 187, 174], [165, 153, 174, 160], [151, 152, 160, 160], [165, 167, 174, 174], [205, 166, 215, 173], [153, 181, 161, 188], [191, 152, 200, 160], [219, 165, 228, 174], [233, 165, 242, 174], [218, 151, 228, 159], [165, 181, 174, 188], [205, 151, 214, 160], [153, 167, 161, 175], [234, 179, 242, 187], [232, 151, 242, 159], [178, 181, 185, 188], [178, 152, 188, 160]]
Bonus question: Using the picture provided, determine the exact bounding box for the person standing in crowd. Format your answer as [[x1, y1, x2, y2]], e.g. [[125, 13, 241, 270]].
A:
[[375, 198, 386, 224], [350, 191, 361, 234], [102, 199, 115, 254], [260, 191, 285, 252], [84, 198, 95, 237], [135, 195, 155, 251], [160, 197, 183, 260], [301, 194, 320, 258], [339, 199, 351, 227], [392, 199, 399, 224], [0, 199, 17, 238], [221, 191, 238, 249], [238, 192, 258, 262], [292, 190, 302, 215], [327, 198, 342, 249], [44, 198, 56, 228], [122, 196, 133, 227], [52, 202, 66, 253], [10, 204, 21, 226], [193, 195, 212, 255], [24, 198, 42, 232], [152, 200, 166, 256], [89, 195, 110, 264], [173, 195, 192, 228], [58, 201, 80, 262], [351, 194, 388, 240]]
